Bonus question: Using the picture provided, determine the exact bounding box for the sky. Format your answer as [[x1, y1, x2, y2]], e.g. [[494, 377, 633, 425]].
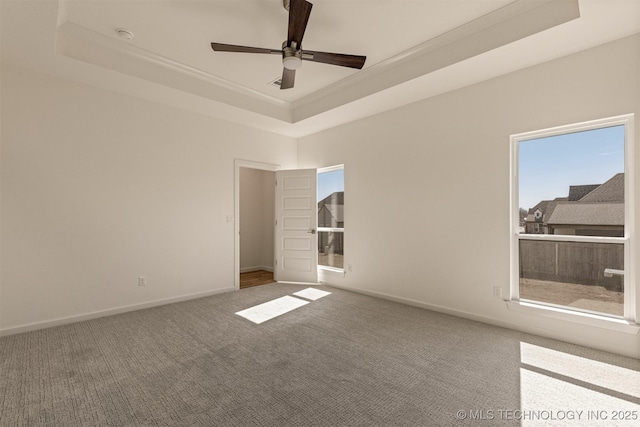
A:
[[318, 168, 344, 202], [518, 125, 625, 211]]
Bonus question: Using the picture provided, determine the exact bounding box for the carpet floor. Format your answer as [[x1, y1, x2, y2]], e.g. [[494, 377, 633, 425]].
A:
[[1, 283, 639, 426]]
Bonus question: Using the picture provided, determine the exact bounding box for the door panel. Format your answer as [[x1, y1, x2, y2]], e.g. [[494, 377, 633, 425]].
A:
[[275, 169, 318, 283], [283, 237, 312, 251], [283, 216, 311, 230]]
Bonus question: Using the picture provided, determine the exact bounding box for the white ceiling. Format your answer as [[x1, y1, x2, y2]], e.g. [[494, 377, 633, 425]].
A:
[[2, 1, 640, 137], [60, 0, 517, 102]]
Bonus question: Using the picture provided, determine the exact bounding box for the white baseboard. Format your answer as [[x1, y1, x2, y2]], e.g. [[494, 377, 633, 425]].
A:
[[325, 282, 503, 326], [0, 287, 235, 337], [324, 283, 639, 359]]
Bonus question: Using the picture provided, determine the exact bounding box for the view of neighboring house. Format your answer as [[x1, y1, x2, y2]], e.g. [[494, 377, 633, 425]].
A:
[[524, 173, 624, 237], [318, 191, 344, 228], [317, 192, 344, 255]]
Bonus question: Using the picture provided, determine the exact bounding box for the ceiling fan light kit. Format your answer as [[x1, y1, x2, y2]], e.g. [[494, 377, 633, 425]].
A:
[[282, 45, 302, 70], [211, 0, 366, 89]]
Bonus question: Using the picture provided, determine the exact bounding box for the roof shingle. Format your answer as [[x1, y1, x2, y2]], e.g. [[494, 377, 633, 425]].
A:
[[578, 173, 624, 203], [546, 203, 624, 226]]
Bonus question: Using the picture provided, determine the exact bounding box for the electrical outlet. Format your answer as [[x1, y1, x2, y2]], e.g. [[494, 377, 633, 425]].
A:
[[138, 276, 147, 287], [492, 286, 502, 298], [347, 264, 353, 272]]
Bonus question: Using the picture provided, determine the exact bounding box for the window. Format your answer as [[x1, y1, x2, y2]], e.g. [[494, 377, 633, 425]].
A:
[[511, 115, 635, 322], [317, 165, 344, 271]]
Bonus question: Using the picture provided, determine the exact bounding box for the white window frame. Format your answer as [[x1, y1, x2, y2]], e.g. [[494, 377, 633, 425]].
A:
[[509, 114, 637, 328], [317, 165, 344, 273]]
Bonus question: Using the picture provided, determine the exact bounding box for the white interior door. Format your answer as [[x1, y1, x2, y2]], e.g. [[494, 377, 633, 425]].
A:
[[275, 169, 318, 283]]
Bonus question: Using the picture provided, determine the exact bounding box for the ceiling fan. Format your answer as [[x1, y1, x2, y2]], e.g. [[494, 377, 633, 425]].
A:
[[211, 0, 366, 90]]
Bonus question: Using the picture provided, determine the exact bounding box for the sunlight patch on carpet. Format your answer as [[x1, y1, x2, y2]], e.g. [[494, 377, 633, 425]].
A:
[[235, 295, 309, 324], [293, 287, 331, 301], [519, 368, 640, 426], [520, 342, 640, 398]]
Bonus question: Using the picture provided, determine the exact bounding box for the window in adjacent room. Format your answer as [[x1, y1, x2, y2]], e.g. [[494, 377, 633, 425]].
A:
[[317, 165, 344, 271], [511, 115, 635, 321]]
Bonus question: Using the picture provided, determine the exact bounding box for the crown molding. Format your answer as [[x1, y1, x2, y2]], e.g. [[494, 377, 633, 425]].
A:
[[292, 0, 580, 121], [56, 1, 578, 126], [56, 21, 294, 123]]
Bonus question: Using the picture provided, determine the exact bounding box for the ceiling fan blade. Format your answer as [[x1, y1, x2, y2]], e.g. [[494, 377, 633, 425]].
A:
[[211, 43, 280, 55], [287, 0, 313, 47], [280, 68, 296, 89], [303, 50, 366, 69]]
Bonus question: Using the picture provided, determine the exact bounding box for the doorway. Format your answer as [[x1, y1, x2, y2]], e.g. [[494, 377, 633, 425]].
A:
[[234, 160, 279, 290], [239, 270, 274, 289]]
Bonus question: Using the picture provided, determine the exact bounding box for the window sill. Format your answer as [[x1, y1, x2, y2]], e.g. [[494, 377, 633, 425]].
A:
[[506, 300, 640, 334]]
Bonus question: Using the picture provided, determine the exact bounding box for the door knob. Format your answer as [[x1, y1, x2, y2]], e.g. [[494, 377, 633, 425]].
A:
[[308, 229, 316, 234]]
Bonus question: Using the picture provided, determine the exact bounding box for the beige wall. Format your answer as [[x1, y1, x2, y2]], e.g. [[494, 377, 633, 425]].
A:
[[2, 31, 639, 358], [0, 64, 296, 332], [239, 168, 274, 272], [298, 35, 640, 358]]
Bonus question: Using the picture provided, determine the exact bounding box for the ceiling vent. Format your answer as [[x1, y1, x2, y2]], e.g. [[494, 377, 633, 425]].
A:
[[269, 77, 283, 88]]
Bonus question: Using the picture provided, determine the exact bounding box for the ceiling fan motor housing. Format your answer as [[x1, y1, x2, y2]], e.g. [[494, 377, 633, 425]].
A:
[[282, 41, 302, 70]]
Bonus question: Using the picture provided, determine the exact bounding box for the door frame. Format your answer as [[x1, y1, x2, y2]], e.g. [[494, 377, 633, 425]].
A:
[[234, 159, 279, 290]]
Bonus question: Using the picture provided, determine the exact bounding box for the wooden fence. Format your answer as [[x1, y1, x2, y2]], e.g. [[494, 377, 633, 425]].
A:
[[519, 240, 624, 291]]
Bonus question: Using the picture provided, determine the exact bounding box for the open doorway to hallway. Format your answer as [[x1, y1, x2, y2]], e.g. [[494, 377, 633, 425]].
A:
[[240, 270, 274, 289], [239, 167, 275, 289]]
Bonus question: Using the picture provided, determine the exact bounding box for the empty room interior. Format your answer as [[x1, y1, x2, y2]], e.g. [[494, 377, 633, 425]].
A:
[[1, 1, 640, 425]]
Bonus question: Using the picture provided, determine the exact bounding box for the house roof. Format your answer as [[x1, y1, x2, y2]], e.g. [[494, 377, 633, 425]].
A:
[[525, 173, 624, 226], [525, 199, 571, 223], [526, 200, 552, 223], [546, 203, 624, 226], [318, 192, 344, 207], [568, 184, 600, 201], [527, 200, 549, 214], [542, 200, 570, 223], [323, 205, 344, 223], [578, 173, 624, 203], [318, 192, 344, 223]]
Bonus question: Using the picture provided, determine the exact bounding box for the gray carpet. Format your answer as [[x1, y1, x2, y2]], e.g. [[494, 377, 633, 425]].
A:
[[1, 283, 639, 426]]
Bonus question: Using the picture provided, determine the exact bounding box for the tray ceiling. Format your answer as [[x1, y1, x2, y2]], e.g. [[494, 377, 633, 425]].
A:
[[2, 1, 640, 136]]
